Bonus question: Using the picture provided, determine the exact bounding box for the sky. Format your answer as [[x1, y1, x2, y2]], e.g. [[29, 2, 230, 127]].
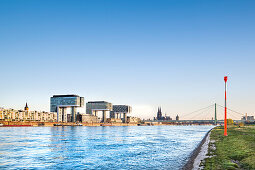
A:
[[0, 0, 255, 119]]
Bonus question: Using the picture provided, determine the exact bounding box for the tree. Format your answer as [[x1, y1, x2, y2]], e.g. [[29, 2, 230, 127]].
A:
[[227, 119, 234, 125], [238, 122, 244, 127]]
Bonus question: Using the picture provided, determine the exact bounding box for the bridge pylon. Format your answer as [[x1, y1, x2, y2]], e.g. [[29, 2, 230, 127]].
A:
[[214, 103, 217, 125]]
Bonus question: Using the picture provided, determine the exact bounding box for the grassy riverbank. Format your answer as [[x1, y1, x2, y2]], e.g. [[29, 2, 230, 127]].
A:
[[203, 125, 255, 169]]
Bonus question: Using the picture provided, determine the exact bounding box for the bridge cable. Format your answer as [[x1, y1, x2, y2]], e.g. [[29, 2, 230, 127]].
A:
[[182, 104, 214, 120], [216, 104, 244, 115]]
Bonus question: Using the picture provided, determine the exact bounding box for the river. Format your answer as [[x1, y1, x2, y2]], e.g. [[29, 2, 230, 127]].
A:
[[0, 125, 213, 169]]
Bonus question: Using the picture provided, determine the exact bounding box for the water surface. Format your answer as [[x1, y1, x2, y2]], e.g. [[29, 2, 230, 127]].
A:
[[0, 125, 213, 169]]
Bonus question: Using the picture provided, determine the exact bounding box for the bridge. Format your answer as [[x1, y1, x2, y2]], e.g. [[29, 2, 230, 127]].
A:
[[147, 103, 245, 125]]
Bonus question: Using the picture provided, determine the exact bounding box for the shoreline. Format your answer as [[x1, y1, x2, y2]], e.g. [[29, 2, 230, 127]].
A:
[[0, 121, 215, 127], [182, 128, 212, 170]]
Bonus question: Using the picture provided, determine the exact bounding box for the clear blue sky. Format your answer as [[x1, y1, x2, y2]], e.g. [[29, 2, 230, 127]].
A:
[[0, 0, 254, 119]]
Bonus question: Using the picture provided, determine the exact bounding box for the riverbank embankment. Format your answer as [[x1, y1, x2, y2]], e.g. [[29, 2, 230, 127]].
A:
[[202, 125, 255, 169], [186, 125, 255, 169], [183, 129, 212, 170]]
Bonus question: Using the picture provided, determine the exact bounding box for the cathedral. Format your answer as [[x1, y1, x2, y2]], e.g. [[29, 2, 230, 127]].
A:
[[156, 107, 172, 120], [157, 107, 162, 120]]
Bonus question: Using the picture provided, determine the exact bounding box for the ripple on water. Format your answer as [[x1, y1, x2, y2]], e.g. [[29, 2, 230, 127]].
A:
[[0, 126, 213, 169]]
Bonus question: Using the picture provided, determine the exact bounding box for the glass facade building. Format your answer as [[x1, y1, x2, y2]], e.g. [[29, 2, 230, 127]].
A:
[[50, 95, 84, 122]]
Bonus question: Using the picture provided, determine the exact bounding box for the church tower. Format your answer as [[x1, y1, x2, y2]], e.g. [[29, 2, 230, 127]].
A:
[[24, 102, 29, 111], [157, 107, 162, 120]]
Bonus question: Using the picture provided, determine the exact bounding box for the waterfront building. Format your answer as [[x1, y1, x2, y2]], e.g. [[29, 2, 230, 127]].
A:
[[50, 95, 84, 122], [110, 105, 132, 123], [0, 104, 57, 122], [86, 101, 112, 122], [106, 118, 123, 123], [0, 108, 3, 120], [176, 115, 179, 121], [77, 114, 99, 123], [241, 113, 254, 121], [127, 116, 141, 123]]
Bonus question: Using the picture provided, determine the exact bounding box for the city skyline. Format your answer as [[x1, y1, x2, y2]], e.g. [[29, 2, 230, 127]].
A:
[[1, 0, 255, 119]]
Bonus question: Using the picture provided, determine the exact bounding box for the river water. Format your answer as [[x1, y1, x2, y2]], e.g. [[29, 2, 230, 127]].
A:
[[0, 125, 213, 169]]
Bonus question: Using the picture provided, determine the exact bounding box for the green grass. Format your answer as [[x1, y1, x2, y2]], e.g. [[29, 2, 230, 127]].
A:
[[203, 126, 255, 170]]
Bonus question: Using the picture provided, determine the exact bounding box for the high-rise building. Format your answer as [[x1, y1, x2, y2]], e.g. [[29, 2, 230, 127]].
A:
[[110, 105, 132, 123], [50, 95, 84, 122], [86, 101, 112, 122]]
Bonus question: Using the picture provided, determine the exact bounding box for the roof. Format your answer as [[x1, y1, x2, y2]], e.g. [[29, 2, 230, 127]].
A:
[[52, 94, 80, 98], [87, 101, 108, 103]]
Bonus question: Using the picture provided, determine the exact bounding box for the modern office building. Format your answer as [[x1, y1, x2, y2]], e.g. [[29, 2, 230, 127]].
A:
[[86, 101, 112, 122], [50, 95, 84, 122], [110, 105, 132, 123]]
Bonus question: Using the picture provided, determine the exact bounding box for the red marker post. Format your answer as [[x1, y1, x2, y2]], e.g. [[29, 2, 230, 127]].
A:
[[224, 76, 228, 136]]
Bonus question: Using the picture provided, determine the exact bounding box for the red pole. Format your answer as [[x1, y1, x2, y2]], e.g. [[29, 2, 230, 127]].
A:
[[224, 76, 228, 136]]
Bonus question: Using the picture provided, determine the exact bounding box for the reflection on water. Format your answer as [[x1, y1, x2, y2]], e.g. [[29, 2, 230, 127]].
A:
[[0, 126, 213, 169]]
